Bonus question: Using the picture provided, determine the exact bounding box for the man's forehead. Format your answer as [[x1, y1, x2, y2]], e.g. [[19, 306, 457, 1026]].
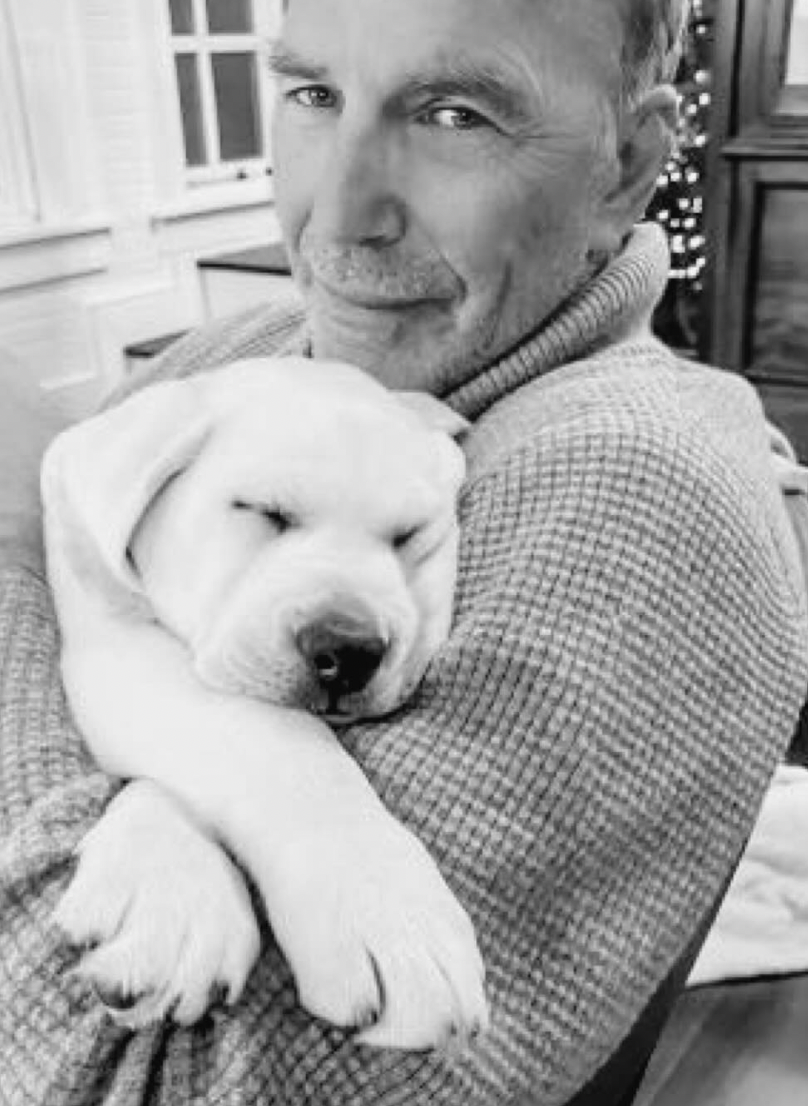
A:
[[275, 0, 623, 103], [277, 0, 623, 100]]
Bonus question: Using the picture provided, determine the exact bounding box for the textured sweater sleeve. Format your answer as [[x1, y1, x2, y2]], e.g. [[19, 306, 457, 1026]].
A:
[[326, 376, 808, 1103], [2, 356, 806, 1105], [0, 353, 66, 575]]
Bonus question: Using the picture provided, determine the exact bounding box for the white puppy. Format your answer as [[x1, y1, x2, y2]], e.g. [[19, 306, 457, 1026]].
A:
[[42, 356, 488, 1050]]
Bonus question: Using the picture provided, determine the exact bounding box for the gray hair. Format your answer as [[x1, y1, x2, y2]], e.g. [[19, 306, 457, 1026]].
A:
[[620, 0, 690, 109]]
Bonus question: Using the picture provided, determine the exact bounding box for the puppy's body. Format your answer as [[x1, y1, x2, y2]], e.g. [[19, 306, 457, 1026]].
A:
[[42, 357, 488, 1050]]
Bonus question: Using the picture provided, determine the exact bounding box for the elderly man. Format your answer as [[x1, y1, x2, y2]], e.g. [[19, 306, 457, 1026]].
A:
[[1, 0, 807, 1104]]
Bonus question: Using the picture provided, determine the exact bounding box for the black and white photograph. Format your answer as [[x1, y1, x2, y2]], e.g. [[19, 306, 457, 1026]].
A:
[[1, 1, 808, 1103]]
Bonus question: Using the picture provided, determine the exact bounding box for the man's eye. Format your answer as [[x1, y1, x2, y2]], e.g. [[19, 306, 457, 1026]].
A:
[[423, 106, 487, 131], [286, 85, 338, 110]]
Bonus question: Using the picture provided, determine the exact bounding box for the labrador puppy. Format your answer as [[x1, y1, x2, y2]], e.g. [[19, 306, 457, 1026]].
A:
[[42, 357, 488, 1050]]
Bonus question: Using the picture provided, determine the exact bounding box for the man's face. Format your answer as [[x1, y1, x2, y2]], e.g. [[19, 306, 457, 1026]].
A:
[[272, 0, 626, 393]]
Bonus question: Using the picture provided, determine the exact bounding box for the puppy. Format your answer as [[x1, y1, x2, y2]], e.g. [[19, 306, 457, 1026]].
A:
[[42, 357, 488, 1050]]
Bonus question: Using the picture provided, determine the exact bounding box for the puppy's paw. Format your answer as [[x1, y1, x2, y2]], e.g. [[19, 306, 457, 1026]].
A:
[[263, 815, 489, 1051], [54, 780, 260, 1028]]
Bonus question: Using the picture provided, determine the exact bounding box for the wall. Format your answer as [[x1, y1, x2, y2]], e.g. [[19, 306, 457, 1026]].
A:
[[0, 0, 281, 420]]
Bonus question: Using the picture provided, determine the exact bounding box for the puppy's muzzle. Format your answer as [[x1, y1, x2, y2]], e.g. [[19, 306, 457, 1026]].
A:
[[295, 615, 387, 701]]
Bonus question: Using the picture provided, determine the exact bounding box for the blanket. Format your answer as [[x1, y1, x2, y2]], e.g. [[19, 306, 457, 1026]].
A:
[[689, 764, 808, 987]]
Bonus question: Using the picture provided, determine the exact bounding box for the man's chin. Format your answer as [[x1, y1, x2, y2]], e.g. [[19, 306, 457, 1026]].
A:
[[308, 305, 460, 393]]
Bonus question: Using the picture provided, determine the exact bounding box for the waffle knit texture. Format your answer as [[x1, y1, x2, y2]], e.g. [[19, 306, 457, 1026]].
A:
[[2, 224, 808, 1105]]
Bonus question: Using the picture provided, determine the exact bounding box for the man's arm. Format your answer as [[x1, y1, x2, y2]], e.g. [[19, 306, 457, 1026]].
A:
[[2, 359, 806, 1105], [321, 376, 808, 1104]]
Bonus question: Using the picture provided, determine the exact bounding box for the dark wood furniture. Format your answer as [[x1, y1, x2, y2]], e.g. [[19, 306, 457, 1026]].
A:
[[703, 0, 808, 458]]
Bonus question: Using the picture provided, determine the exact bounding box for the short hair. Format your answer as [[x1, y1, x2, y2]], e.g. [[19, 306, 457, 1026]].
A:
[[620, 0, 689, 109]]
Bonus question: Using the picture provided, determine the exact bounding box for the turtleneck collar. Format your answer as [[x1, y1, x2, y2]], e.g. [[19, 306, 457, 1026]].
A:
[[444, 222, 671, 422]]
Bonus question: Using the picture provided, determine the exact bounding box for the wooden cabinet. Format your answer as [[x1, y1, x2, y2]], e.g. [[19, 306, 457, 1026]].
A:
[[703, 0, 808, 457]]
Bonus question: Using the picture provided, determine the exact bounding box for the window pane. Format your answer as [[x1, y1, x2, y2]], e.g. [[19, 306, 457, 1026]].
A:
[[168, 0, 195, 33], [787, 0, 808, 84], [206, 0, 252, 33], [212, 53, 261, 160], [175, 54, 207, 166]]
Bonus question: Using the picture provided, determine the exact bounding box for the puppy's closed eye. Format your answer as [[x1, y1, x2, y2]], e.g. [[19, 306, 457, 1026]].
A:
[[391, 526, 421, 552], [232, 500, 296, 535]]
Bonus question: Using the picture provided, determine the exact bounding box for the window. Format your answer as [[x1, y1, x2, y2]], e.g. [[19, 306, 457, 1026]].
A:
[[0, 0, 37, 230], [787, 0, 808, 85], [167, 0, 278, 185]]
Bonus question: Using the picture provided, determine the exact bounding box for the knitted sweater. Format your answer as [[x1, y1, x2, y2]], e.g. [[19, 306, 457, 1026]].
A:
[[1, 224, 807, 1105]]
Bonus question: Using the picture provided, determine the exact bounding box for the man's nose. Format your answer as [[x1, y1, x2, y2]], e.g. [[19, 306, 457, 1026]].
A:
[[295, 619, 387, 696], [310, 125, 406, 248]]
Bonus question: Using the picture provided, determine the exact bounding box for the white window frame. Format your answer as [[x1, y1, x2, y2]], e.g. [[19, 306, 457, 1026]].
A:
[[168, 0, 279, 187], [0, 0, 109, 281], [0, 0, 38, 231]]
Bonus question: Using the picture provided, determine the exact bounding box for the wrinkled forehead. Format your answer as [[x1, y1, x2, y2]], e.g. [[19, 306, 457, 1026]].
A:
[[279, 0, 626, 108]]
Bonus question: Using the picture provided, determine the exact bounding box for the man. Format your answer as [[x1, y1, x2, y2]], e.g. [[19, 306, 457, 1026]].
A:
[[1, 1, 807, 1104]]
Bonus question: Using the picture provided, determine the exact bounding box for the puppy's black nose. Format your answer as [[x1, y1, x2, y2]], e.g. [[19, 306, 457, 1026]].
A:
[[296, 623, 386, 696]]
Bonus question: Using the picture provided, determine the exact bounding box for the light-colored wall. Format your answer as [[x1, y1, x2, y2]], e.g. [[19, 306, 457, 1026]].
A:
[[0, 0, 281, 420]]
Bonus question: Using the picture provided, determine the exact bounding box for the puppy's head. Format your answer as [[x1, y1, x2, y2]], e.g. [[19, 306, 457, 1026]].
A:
[[43, 357, 467, 721]]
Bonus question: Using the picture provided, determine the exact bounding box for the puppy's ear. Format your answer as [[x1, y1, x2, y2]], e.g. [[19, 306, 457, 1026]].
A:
[[395, 392, 469, 440], [42, 379, 210, 599], [394, 391, 468, 500]]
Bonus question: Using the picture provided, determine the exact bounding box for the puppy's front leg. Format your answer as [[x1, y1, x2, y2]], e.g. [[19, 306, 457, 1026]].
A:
[[62, 618, 387, 854], [55, 779, 260, 1027], [62, 619, 488, 1049]]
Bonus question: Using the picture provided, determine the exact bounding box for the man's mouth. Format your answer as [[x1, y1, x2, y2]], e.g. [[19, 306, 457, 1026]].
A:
[[298, 242, 460, 313], [312, 279, 444, 314]]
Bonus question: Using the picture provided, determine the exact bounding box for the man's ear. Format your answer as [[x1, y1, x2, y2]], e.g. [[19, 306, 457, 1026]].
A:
[[593, 85, 680, 253]]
